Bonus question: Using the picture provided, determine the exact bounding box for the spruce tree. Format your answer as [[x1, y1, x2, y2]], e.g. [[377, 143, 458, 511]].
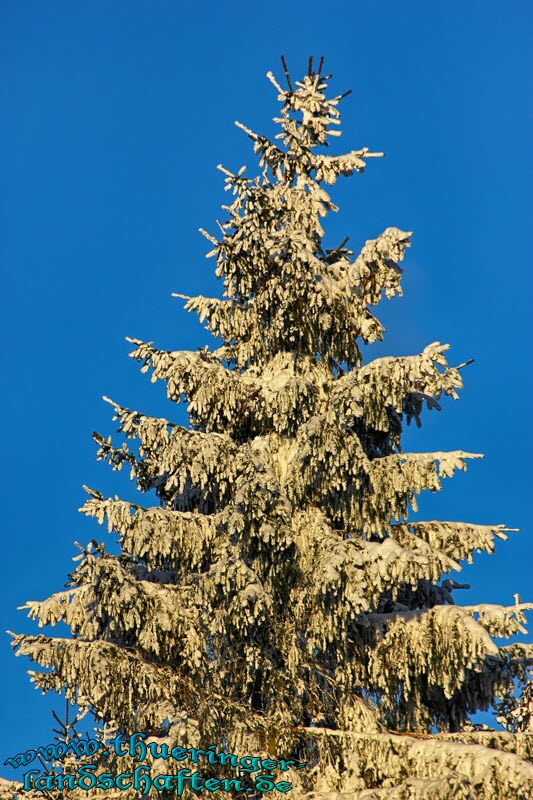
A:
[[8, 57, 533, 799]]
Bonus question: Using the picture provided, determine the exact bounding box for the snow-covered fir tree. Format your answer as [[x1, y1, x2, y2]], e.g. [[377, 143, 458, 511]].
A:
[[8, 57, 533, 800]]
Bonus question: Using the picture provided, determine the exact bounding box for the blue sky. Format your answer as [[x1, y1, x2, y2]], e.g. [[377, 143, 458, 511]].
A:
[[1, 0, 531, 773]]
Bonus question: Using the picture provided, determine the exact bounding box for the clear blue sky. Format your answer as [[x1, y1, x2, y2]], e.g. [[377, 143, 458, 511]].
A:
[[1, 0, 531, 773]]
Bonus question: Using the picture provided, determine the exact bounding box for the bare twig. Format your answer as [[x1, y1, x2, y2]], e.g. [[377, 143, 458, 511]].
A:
[[456, 358, 475, 370], [280, 55, 293, 92]]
